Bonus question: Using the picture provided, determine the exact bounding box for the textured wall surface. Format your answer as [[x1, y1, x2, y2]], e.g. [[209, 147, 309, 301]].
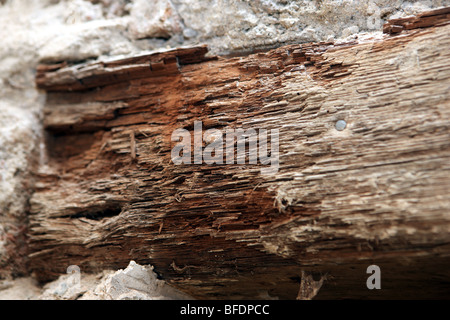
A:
[[0, 0, 448, 298]]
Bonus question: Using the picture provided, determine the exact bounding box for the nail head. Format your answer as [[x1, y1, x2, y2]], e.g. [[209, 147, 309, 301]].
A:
[[335, 120, 347, 131]]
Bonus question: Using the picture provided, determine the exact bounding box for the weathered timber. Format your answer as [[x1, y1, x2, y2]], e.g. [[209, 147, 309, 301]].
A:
[[31, 9, 450, 299], [383, 7, 450, 34]]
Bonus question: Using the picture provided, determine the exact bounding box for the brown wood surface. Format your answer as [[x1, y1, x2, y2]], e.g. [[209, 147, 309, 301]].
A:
[[30, 9, 450, 299]]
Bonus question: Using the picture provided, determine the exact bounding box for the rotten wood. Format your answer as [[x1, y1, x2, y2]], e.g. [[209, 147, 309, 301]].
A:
[[383, 7, 450, 34], [30, 9, 450, 299]]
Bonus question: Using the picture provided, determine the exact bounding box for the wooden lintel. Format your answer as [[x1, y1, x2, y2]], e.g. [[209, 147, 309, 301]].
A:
[[31, 9, 450, 299]]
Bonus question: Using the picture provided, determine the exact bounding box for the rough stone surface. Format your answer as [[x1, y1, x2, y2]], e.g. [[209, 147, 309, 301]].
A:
[[172, 0, 449, 54], [128, 0, 183, 39], [0, 277, 41, 300], [79, 261, 192, 300], [0, 261, 192, 299], [0, 0, 448, 298], [36, 261, 192, 300]]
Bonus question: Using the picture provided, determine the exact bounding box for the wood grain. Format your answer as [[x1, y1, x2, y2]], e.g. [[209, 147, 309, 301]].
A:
[[31, 9, 450, 299]]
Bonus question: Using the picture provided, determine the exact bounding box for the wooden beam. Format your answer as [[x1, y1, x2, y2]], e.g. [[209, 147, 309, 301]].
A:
[[31, 9, 450, 299]]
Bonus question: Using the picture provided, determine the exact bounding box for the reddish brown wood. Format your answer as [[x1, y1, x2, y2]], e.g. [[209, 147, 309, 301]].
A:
[[31, 9, 450, 299]]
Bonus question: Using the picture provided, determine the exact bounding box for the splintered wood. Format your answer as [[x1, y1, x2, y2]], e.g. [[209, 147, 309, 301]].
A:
[[31, 9, 450, 299]]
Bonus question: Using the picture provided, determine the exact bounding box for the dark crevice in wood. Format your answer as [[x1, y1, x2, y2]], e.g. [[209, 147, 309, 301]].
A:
[[60, 205, 122, 221]]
